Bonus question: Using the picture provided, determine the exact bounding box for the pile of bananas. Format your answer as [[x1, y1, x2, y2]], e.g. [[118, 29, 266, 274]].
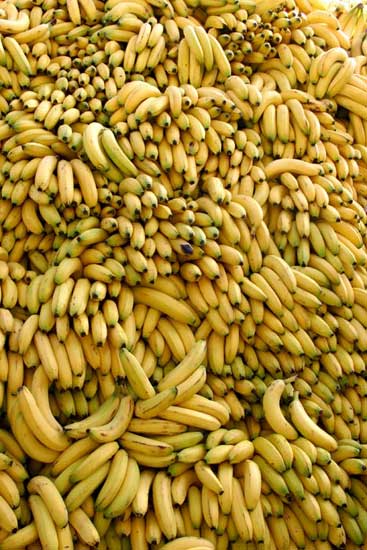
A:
[[0, 0, 367, 546]]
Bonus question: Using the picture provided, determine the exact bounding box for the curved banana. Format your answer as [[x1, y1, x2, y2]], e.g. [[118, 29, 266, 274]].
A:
[[158, 339, 207, 391], [133, 287, 200, 326], [64, 393, 120, 439], [135, 387, 178, 419], [0, 471, 20, 509], [3, 36, 33, 75], [88, 395, 134, 442], [29, 494, 58, 549], [69, 507, 100, 546], [82, 122, 112, 172], [253, 436, 287, 473], [263, 380, 298, 440], [27, 475, 68, 529], [119, 350, 155, 400], [70, 159, 98, 208], [131, 468, 155, 517], [103, 457, 140, 518], [65, 461, 110, 512], [289, 392, 337, 451], [153, 471, 177, 541], [243, 459, 262, 511], [69, 441, 119, 483], [160, 537, 214, 550], [8, 401, 59, 464], [101, 128, 138, 176], [0, 522, 38, 549], [94, 449, 128, 512]]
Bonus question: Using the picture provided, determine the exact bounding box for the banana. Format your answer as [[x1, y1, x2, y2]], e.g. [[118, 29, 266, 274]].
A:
[[157, 317, 186, 362], [9, 400, 58, 463], [133, 287, 199, 326], [266, 433, 294, 470], [207, 33, 231, 78], [131, 468, 155, 517], [249, 273, 284, 317], [101, 128, 138, 176], [265, 158, 323, 179], [242, 459, 262, 511], [103, 457, 140, 518], [65, 461, 110, 512], [195, 27, 214, 72], [0, 522, 38, 549], [129, 418, 186, 436], [289, 392, 337, 451], [29, 494, 58, 549], [0, 493, 18, 534], [54, 258, 82, 286], [263, 254, 297, 292], [174, 365, 207, 404], [291, 443, 313, 477], [14, 21, 49, 43], [129, 450, 176, 468], [283, 506, 307, 549], [339, 457, 367, 475], [0, 451, 12, 470], [159, 405, 221, 431], [253, 436, 287, 473], [33, 331, 59, 381], [51, 437, 99, 478], [17, 314, 39, 356], [230, 477, 253, 542], [263, 379, 298, 440], [3, 37, 33, 76], [184, 25, 204, 65], [135, 390, 178, 422], [340, 510, 364, 546], [119, 349, 155, 399], [121, 432, 173, 458], [95, 448, 129, 511], [0, 9, 30, 33], [56, 523, 74, 550], [253, 455, 290, 498], [0, 471, 20, 509], [158, 339, 207, 391], [125, 82, 162, 114], [160, 537, 214, 550], [82, 122, 118, 175], [22, 199, 43, 235], [328, 56, 357, 97], [69, 507, 100, 546], [69, 441, 119, 483], [312, 464, 332, 499], [64, 393, 120, 439], [177, 394, 228, 426], [160, 432, 203, 453], [34, 155, 58, 192], [170, 469, 198, 507], [152, 471, 177, 540], [134, 95, 169, 124], [70, 159, 98, 208], [27, 475, 68, 529], [187, 460, 221, 495], [0, 2, 365, 548], [283, 468, 306, 500]]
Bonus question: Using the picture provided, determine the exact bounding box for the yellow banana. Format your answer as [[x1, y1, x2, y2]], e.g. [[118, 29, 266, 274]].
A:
[[289, 392, 337, 451], [263, 380, 298, 440], [27, 475, 68, 529]]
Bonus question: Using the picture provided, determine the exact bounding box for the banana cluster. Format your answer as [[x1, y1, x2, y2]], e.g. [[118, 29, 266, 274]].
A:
[[0, 0, 367, 546]]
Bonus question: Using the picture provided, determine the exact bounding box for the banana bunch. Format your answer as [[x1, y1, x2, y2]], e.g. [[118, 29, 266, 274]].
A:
[[0, 0, 367, 546]]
